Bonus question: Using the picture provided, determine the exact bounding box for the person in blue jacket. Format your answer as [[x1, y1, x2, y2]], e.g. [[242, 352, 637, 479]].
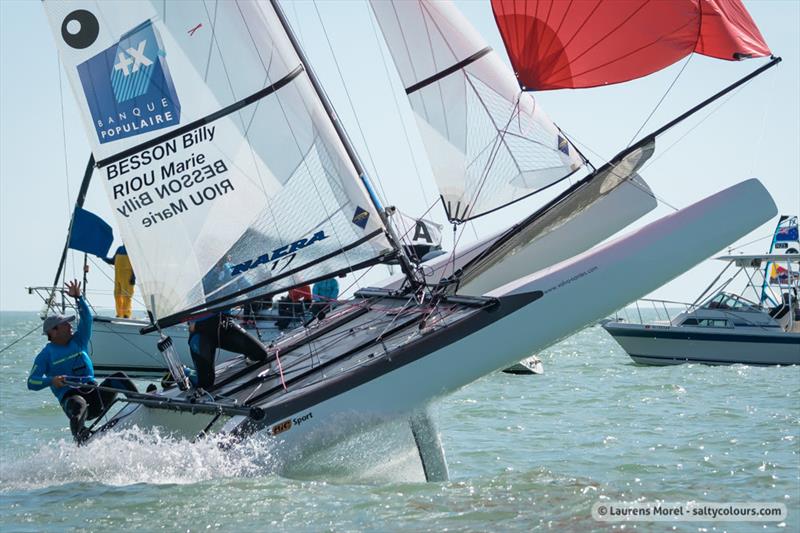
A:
[[310, 276, 341, 320], [27, 279, 137, 443]]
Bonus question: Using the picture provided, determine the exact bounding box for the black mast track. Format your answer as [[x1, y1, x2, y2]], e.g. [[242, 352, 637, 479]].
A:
[[49, 154, 95, 309], [454, 56, 783, 281], [95, 66, 304, 168]]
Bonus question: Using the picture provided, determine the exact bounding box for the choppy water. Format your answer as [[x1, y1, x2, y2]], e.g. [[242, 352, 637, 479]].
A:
[[1, 311, 797, 532]]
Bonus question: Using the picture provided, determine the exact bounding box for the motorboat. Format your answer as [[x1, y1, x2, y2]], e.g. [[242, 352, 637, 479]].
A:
[[502, 356, 544, 375], [603, 250, 800, 366]]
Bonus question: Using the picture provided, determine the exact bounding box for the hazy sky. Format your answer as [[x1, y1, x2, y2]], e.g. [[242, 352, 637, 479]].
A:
[[1, 0, 798, 312]]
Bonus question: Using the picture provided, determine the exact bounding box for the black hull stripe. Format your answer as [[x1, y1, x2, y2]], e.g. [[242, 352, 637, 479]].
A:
[[628, 354, 799, 366], [405, 47, 491, 95], [96, 65, 305, 168], [232, 290, 544, 437], [604, 326, 800, 345]]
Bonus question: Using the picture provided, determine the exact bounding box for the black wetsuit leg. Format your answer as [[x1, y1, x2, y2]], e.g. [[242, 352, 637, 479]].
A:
[[218, 318, 268, 363], [62, 392, 89, 438], [190, 315, 223, 389], [189, 315, 268, 389], [92, 372, 138, 414]]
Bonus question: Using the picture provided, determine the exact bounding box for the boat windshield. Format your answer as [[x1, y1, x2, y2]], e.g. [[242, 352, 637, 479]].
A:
[[702, 292, 762, 312]]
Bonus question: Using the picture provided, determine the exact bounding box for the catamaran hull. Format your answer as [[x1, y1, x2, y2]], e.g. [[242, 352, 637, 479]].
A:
[[103, 179, 776, 472], [603, 322, 800, 366], [89, 317, 286, 378], [380, 175, 656, 295]]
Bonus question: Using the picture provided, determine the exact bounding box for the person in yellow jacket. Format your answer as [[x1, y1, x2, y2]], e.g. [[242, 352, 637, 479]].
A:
[[102, 245, 135, 318]]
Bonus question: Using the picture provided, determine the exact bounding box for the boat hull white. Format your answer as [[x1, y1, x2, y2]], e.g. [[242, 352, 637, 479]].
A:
[[99, 179, 777, 473], [89, 316, 286, 378], [603, 322, 800, 366]]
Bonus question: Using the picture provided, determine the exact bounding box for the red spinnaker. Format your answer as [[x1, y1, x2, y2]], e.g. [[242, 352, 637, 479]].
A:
[[491, 0, 771, 91]]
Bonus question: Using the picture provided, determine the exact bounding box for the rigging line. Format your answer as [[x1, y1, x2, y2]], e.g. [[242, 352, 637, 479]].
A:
[[417, 1, 453, 145], [462, 91, 521, 220], [366, 3, 430, 200], [312, 1, 389, 204], [639, 84, 745, 176], [56, 52, 74, 280], [272, 4, 370, 281], [560, 130, 679, 212], [627, 54, 694, 148], [0, 323, 41, 355], [748, 70, 777, 177], [386, 0, 438, 135], [727, 232, 775, 252], [232, 2, 287, 247]]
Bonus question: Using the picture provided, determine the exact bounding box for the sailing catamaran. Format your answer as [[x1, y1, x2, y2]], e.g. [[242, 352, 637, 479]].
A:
[[40, 0, 780, 480]]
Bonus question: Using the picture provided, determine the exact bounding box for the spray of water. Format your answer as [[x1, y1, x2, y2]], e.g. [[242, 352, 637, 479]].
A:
[[0, 426, 277, 491]]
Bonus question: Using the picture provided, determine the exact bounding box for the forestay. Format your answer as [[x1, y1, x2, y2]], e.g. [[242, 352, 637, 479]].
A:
[[370, 0, 583, 223], [43, 1, 392, 326]]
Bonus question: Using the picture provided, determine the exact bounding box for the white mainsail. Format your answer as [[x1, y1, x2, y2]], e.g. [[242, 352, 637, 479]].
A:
[[43, 1, 393, 324], [370, 0, 583, 222]]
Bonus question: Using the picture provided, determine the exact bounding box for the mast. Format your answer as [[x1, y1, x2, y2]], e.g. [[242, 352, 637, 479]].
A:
[[269, 0, 419, 287], [48, 154, 95, 311]]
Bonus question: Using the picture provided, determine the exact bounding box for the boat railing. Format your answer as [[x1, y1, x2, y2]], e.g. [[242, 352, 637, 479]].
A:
[[612, 298, 693, 325]]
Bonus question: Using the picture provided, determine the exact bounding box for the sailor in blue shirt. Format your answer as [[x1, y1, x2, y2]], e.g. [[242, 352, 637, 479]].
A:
[[28, 280, 137, 443]]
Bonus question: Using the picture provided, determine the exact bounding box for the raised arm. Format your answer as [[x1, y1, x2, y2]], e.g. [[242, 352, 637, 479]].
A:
[[67, 279, 92, 348]]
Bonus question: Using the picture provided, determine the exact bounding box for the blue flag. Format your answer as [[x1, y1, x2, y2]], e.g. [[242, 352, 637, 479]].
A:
[[775, 224, 798, 242], [68, 208, 113, 257]]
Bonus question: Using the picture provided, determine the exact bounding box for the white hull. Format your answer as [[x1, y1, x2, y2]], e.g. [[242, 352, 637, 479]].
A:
[[102, 179, 776, 472], [90, 317, 285, 378], [603, 322, 800, 366], [381, 175, 656, 295]]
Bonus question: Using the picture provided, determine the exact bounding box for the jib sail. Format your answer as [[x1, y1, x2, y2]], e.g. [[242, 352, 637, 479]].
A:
[[370, 0, 584, 223]]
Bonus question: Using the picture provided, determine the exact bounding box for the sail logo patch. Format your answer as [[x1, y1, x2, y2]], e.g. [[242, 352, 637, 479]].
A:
[[557, 134, 570, 156], [352, 207, 370, 229], [77, 20, 181, 144]]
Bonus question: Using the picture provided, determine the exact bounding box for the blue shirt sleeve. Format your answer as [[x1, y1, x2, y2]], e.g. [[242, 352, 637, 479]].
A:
[[72, 296, 93, 350], [27, 348, 51, 390]]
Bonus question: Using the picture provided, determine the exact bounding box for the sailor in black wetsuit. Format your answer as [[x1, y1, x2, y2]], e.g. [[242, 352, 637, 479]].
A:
[[188, 312, 268, 390]]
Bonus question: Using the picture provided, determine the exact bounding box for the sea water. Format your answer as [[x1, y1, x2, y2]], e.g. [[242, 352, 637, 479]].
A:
[[1, 311, 797, 532]]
